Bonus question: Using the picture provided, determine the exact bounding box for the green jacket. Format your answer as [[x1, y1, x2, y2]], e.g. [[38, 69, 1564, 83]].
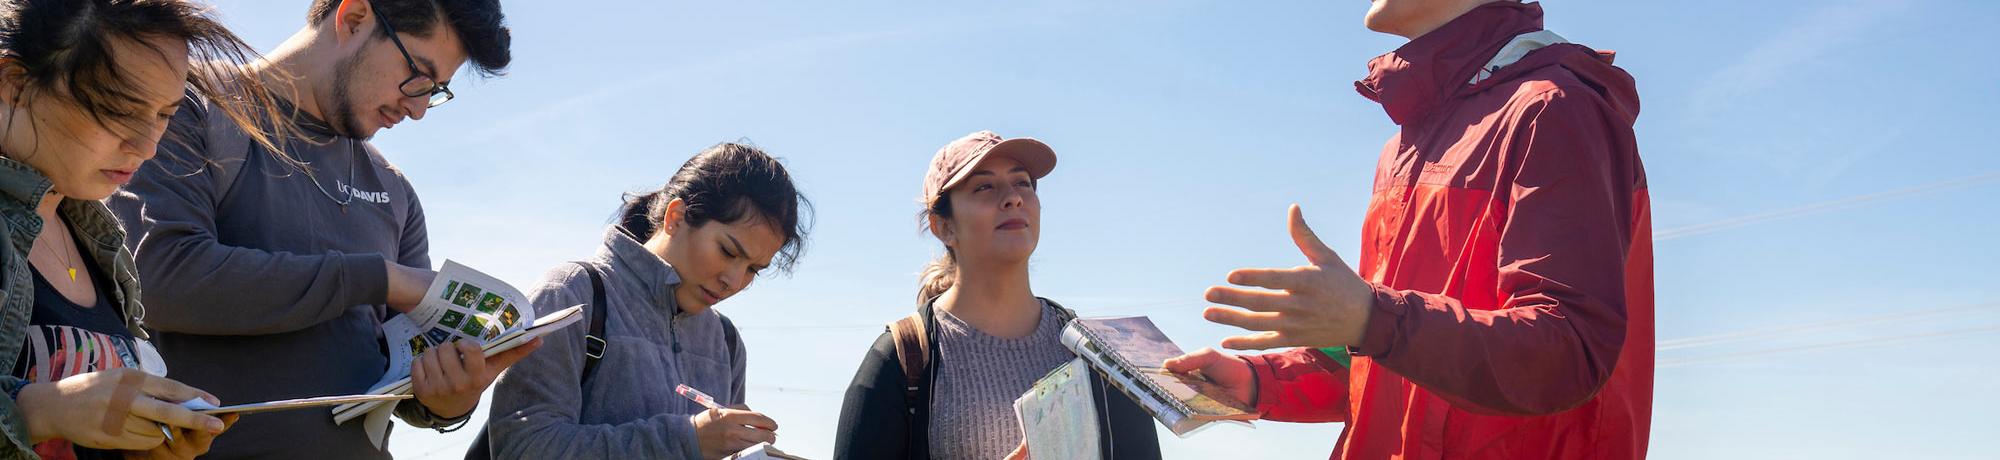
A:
[[0, 156, 150, 459]]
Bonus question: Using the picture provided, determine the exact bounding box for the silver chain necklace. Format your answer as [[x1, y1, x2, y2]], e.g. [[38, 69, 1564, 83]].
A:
[[299, 139, 358, 208]]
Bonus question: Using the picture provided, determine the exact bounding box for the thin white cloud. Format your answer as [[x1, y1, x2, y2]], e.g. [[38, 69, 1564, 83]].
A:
[[1654, 170, 2000, 241], [1690, 0, 1909, 116]]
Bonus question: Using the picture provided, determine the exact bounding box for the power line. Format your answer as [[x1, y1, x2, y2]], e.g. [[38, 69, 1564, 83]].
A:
[[1658, 323, 2000, 368], [1656, 302, 2000, 351], [749, 384, 846, 396], [1655, 171, 2000, 241]]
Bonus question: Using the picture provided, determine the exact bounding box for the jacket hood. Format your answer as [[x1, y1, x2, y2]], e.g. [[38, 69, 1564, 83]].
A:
[[1357, 1, 1639, 125]]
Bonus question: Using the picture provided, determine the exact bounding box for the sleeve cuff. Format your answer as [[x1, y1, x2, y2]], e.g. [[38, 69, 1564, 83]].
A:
[[1242, 349, 1349, 415], [343, 252, 390, 305], [666, 413, 705, 460], [0, 376, 33, 456], [1241, 354, 1283, 414], [1348, 283, 1410, 358]]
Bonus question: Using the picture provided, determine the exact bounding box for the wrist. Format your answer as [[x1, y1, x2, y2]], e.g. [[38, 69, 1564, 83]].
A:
[[384, 263, 433, 312], [379, 259, 403, 307], [419, 400, 473, 432], [1341, 280, 1378, 346], [16, 383, 56, 442], [1234, 355, 1259, 406]]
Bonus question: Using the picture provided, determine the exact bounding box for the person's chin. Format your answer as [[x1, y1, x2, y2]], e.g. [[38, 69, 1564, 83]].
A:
[[992, 233, 1039, 249], [343, 119, 382, 140], [65, 181, 119, 201], [677, 296, 712, 315], [1362, 6, 1398, 34], [987, 243, 1038, 264]]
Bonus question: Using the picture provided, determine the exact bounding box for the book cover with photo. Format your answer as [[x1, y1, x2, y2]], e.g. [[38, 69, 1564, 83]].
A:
[[1060, 316, 1256, 437]]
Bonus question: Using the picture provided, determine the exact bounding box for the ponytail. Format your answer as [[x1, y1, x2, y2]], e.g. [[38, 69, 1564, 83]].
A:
[[616, 191, 665, 239], [917, 250, 956, 304], [916, 193, 957, 304]]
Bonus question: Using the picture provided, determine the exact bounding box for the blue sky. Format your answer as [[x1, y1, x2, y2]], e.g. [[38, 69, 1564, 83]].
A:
[[201, 0, 2000, 458]]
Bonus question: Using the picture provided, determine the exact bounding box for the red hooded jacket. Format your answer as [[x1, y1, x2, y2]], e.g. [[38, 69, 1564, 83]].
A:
[[1241, 3, 1653, 458]]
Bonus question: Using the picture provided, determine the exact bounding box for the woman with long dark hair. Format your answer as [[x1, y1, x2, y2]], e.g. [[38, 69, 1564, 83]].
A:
[[488, 143, 811, 459], [0, 0, 288, 459]]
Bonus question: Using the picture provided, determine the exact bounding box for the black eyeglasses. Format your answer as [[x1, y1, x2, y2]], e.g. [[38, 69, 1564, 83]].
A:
[[372, 4, 453, 108]]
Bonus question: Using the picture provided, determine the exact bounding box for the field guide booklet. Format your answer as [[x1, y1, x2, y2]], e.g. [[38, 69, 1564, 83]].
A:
[[1060, 316, 1256, 437], [1014, 358, 1101, 460], [330, 260, 586, 446]]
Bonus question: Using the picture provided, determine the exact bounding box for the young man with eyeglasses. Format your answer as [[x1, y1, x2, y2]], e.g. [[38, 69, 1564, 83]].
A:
[[107, 1, 537, 458]]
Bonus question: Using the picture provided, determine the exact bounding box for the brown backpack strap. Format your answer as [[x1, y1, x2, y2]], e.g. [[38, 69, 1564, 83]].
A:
[[887, 312, 928, 416]]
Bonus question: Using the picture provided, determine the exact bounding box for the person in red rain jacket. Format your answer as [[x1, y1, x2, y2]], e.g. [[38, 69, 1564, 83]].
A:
[[1164, 1, 1653, 458]]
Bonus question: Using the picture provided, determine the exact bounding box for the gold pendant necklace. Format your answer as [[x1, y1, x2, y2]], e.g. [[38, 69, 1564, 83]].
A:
[[35, 220, 78, 283]]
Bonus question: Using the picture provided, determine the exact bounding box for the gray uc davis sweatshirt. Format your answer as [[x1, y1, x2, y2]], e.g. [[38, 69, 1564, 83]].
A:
[[108, 95, 436, 459], [488, 228, 748, 459]]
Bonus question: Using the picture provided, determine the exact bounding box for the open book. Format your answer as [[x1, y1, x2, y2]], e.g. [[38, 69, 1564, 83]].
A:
[[331, 260, 586, 424], [1061, 316, 1256, 437], [1014, 357, 1101, 460]]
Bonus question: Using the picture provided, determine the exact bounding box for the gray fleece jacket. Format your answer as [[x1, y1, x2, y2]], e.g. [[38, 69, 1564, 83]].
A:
[[487, 228, 747, 459]]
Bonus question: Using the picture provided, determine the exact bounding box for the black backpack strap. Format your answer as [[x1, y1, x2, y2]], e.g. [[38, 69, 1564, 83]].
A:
[[718, 314, 740, 364], [578, 262, 610, 385], [1043, 297, 1078, 324], [465, 262, 607, 460]]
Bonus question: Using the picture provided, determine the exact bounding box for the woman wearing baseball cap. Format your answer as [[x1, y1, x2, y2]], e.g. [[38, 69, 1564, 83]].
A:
[[832, 131, 1161, 459]]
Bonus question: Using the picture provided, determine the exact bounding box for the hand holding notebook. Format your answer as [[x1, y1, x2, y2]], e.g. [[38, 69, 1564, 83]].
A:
[[1159, 347, 1257, 407], [1057, 316, 1256, 437]]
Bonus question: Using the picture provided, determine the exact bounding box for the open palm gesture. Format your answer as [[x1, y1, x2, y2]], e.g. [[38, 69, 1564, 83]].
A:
[[1202, 205, 1378, 350]]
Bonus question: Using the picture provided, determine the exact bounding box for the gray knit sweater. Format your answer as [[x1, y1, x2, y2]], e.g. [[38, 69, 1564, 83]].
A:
[[927, 300, 1075, 460]]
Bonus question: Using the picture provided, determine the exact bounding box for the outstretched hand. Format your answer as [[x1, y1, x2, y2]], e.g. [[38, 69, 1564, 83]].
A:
[[1201, 205, 1377, 350]]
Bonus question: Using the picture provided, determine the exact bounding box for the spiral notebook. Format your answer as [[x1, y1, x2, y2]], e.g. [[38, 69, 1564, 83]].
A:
[[1059, 316, 1256, 437]]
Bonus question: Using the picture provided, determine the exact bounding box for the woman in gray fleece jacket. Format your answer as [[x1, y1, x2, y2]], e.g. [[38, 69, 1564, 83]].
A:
[[486, 143, 809, 460]]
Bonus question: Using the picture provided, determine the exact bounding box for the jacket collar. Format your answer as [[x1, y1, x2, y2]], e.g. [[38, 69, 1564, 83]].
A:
[[597, 227, 685, 316], [0, 156, 54, 217], [0, 156, 143, 338], [1355, 1, 1548, 126], [0, 156, 137, 250]]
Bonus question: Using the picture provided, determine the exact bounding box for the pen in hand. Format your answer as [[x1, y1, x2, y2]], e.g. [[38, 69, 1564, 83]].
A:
[[676, 384, 774, 433], [676, 384, 724, 411]]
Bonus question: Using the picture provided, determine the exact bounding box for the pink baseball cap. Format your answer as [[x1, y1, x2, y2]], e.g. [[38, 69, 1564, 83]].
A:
[[922, 130, 1057, 205]]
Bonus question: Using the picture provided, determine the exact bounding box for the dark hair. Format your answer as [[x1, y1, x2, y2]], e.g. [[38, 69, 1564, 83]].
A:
[[617, 142, 811, 274], [0, 0, 290, 152], [307, 0, 509, 77]]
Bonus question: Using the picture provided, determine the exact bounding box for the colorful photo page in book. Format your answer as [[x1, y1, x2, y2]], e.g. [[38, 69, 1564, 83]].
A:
[[380, 260, 538, 389]]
